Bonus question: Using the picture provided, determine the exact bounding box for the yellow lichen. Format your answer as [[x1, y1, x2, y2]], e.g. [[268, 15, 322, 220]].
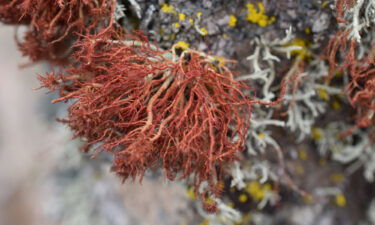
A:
[[304, 27, 312, 35], [287, 39, 311, 59], [213, 56, 226, 67], [317, 88, 329, 101], [199, 27, 209, 36], [173, 22, 181, 29], [321, 1, 329, 8], [169, 34, 176, 41], [161, 3, 176, 14], [332, 100, 341, 110], [298, 149, 308, 160], [228, 15, 237, 27], [335, 71, 343, 78], [258, 132, 266, 140], [303, 194, 314, 204], [335, 193, 346, 207], [311, 127, 323, 140], [246, 2, 276, 27], [179, 13, 186, 21], [330, 173, 345, 184], [198, 219, 210, 225], [239, 194, 248, 203], [186, 187, 197, 200], [246, 181, 271, 201], [204, 197, 214, 206], [174, 41, 190, 50]]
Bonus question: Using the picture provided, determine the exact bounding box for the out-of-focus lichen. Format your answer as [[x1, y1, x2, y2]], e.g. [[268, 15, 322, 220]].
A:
[[246, 2, 276, 27], [228, 15, 237, 27]]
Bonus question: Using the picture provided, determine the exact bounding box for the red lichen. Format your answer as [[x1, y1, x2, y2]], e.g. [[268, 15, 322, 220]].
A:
[[335, 0, 355, 23], [38, 30, 255, 211], [340, 47, 375, 136], [1, 1, 288, 212], [322, 1, 375, 135], [0, 0, 30, 24], [324, 31, 375, 136], [0, 0, 115, 63]]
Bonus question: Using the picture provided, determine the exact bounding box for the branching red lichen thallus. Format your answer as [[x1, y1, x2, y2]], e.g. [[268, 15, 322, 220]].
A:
[[0, 0, 115, 63], [38, 29, 263, 212], [324, 27, 375, 136]]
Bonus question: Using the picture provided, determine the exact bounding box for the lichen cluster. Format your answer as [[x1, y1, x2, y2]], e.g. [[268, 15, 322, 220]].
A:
[[1, 0, 375, 224]]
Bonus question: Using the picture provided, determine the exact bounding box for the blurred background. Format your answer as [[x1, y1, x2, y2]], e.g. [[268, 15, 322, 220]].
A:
[[0, 24, 194, 225]]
